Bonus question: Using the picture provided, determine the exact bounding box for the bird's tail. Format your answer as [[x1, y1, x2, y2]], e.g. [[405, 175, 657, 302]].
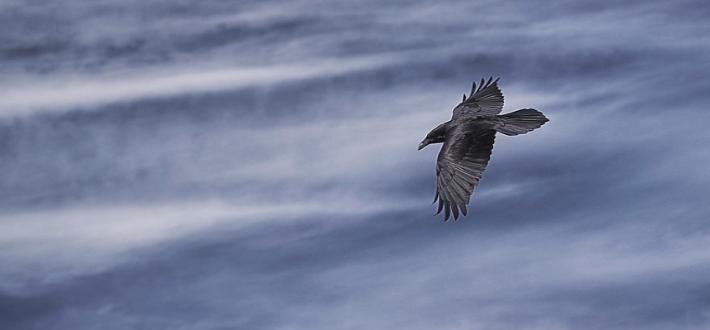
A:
[[495, 109, 549, 136]]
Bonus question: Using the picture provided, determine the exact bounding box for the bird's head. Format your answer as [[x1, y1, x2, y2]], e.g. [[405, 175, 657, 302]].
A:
[[418, 122, 450, 150]]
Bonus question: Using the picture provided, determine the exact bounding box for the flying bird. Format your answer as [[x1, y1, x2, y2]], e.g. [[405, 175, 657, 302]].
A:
[[418, 77, 548, 221]]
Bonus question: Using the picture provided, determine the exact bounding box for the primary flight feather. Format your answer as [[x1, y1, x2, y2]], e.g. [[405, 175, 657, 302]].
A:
[[418, 77, 549, 221]]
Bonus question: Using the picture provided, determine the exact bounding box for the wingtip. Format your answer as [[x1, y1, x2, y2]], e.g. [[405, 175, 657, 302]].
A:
[[469, 76, 501, 96]]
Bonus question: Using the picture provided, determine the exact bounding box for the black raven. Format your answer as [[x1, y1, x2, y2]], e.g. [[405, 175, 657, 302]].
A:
[[418, 77, 548, 221]]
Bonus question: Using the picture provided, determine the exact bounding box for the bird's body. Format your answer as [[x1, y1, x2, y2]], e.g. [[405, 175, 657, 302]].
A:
[[418, 78, 548, 221]]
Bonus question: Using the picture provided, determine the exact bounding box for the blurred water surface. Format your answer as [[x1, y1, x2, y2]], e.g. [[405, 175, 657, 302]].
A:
[[1, 1, 710, 329]]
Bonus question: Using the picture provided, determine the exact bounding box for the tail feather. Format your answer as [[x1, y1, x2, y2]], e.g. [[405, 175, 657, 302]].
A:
[[495, 109, 549, 136]]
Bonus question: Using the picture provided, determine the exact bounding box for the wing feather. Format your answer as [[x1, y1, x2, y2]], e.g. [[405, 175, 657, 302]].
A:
[[435, 124, 496, 220], [452, 77, 504, 118]]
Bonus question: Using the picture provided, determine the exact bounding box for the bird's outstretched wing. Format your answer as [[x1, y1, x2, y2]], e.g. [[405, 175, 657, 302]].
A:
[[434, 123, 496, 221], [452, 77, 504, 119]]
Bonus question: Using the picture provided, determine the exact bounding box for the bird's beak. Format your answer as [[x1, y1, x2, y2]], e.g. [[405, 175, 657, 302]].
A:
[[418, 140, 428, 150]]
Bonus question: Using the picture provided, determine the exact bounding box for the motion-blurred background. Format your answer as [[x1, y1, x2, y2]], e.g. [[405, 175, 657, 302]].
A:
[[1, 1, 709, 329]]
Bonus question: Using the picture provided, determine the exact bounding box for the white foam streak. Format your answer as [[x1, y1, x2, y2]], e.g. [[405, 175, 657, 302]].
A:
[[0, 55, 396, 117], [0, 197, 415, 293]]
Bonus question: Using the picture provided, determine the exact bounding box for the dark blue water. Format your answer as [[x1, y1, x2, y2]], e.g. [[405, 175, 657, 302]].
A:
[[2, 1, 710, 329]]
